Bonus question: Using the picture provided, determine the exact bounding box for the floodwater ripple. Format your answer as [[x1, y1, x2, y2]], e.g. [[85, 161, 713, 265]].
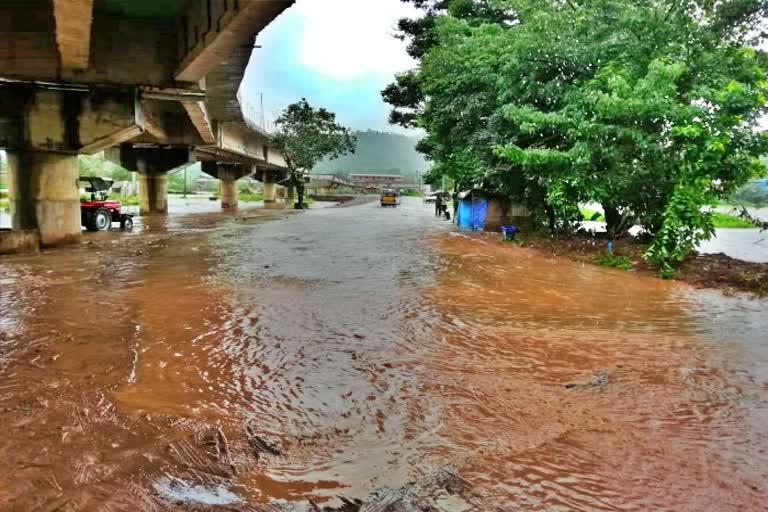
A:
[[0, 198, 766, 510]]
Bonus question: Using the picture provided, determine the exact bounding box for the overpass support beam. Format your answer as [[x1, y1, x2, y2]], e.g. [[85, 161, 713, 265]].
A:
[[137, 168, 169, 215], [219, 168, 238, 209], [200, 161, 250, 210], [52, 0, 95, 71], [262, 171, 277, 204], [107, 145, 194, 216], [7, 151, 81, 247]]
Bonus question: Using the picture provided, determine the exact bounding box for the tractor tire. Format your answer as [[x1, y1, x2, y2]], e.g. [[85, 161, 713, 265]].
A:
[[93, 208, 111, 231], [120, 215, 134, 232], [84, 211, 99, 232]]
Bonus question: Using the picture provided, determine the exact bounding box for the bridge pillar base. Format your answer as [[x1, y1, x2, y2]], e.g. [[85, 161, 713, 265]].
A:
[[220, 169, 238, 209], [7, 151, 81, 248], [263, 182, 277, 204], [138, 170, 169, 215]]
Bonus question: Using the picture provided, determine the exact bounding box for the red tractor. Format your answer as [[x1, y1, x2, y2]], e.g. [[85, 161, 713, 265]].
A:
[[80, 177, 134, 232]]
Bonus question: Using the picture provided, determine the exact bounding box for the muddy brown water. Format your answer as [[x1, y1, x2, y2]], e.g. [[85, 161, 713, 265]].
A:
[[0, 198, 767, 511]]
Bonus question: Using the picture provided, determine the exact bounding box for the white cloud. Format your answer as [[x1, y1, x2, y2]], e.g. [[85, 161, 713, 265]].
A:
[[295, 0, 418, 80]]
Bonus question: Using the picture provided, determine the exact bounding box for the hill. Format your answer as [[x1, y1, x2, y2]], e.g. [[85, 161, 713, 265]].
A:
[[313, 130, 429, 177]]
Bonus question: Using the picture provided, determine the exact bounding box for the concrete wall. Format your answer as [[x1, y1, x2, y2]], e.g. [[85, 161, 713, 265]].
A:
[[0, 4, 178, 86], [0, 86, 140, 153], [218, 121, 269, 161], [484, 198, 530, 231], [180, 0, 240, 59], [81, 16, 178, 86], [0, 1, 59, 81]]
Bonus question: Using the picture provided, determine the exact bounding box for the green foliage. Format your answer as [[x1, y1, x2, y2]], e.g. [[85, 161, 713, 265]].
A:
[[711, 211, 758, 228], [167, 164, 200, 194], [78, 153, 131, 181], [272, 99, 356, 208], [401, 189, 425, 197], [594, 253, 633, 271], [580, 208, 605, 222], [385, 0, 768, 275], [645, 182, 716, 277], [112, 194, 139, 206], [238, 192, 264, 203]]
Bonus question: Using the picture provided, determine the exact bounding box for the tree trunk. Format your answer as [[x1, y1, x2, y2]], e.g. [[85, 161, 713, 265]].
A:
[[296, 180, 305, 209], [546, 205, 556, 234], [604, 205, 629, 239]]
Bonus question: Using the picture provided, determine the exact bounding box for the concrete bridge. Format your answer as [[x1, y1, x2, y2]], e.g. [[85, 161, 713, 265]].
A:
[[307, 174, 376, 195], [0, 0, 294, 249]]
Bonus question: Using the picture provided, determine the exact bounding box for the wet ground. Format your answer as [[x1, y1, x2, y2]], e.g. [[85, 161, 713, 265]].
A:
[[1, 197, 767, 511], [700, 207, 768, 263]]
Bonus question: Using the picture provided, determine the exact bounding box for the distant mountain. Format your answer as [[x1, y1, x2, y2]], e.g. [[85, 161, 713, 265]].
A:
[[313, 130, 429, 177]]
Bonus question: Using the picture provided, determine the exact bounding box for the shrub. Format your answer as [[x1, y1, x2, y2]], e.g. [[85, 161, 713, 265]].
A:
[[594, 253, 633, 271]]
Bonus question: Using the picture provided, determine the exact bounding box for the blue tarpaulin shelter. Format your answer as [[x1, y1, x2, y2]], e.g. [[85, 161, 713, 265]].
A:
[[456, 191, 488, 231]]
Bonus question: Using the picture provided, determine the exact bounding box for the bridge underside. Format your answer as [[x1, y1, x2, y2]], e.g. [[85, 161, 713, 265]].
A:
[[0, 0, 295, 250]]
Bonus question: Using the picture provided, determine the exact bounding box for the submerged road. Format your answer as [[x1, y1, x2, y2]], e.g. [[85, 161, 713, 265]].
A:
[[0, 197, 767, 510]]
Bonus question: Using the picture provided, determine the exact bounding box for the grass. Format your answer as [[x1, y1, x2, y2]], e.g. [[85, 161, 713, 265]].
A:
[[711, 211, 755, 228], [594, 253, 633, 270], [580, 208, 606, 222], [577, 208, 755, 228], [112, 194, 139, 206], [238, 192, 264, 202], [401, 190, 424, 197]]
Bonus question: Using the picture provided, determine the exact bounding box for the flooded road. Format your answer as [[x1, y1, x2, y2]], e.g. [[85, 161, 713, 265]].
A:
[[1, 197, 767, 511]]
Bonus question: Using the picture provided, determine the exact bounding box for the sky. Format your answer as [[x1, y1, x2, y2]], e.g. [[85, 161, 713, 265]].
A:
[[240, 0, 420, 134]]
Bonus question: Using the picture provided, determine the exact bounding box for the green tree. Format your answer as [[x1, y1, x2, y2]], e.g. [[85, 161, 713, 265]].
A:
[[385, 0, 768, 275], [78, 153, 131, 181], [271, 99, 356, 209], [167, 163, 201, 195]]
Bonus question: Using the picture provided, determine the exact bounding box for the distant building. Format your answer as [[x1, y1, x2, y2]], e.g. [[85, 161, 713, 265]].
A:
[[349, 174, 406, 189]]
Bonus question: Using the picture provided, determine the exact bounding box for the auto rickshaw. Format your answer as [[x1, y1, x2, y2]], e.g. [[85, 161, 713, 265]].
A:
[[380, 189, 400, 207]]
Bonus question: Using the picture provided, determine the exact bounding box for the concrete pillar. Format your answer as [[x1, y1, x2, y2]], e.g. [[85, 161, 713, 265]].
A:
[[261, 171, 277, 204], [7, 151, 81, 247], [137, 168, 169, 215], [263, 182, 276, 203], [219, 169, 238, 209]]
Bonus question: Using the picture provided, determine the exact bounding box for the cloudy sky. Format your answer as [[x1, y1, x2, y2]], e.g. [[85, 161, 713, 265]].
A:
[[240, 0, 419, 133]]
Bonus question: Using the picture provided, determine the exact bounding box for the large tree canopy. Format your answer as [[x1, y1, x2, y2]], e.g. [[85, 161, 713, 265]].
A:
[[384, 0, 768, 276], [271, 99, 356, 208]]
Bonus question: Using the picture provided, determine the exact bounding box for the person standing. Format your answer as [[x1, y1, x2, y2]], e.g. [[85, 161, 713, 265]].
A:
[[435, 193, 442, 216]]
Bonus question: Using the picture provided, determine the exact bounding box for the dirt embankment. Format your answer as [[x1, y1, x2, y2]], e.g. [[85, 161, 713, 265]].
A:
[[480, 233, 768, 297]]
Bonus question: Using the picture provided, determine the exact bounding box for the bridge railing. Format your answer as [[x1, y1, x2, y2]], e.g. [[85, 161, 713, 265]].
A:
[[237, 91, 274, 136]]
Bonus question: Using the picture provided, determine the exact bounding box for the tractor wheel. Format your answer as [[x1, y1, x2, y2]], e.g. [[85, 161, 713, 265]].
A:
[[84, 211, 99, 232], [120, 215, 134, 232], [94, 208, 112, 231]]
